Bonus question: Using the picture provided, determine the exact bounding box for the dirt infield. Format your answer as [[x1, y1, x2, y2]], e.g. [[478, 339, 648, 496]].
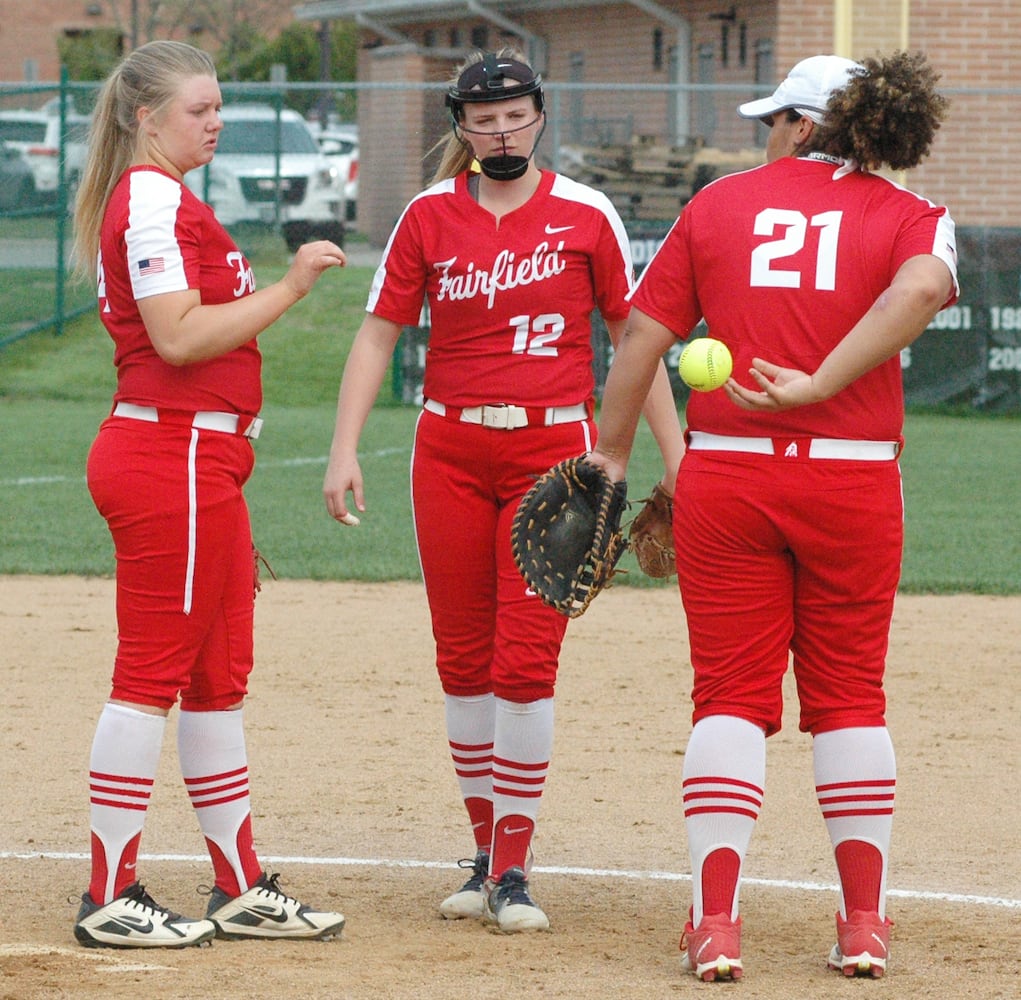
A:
[[1, 576, 1019, 999]]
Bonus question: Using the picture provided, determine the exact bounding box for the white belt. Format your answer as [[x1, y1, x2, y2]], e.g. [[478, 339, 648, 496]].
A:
[[113, 401, 263, 440], [424, 398, 588, 430], [687, 431, 899, 461]]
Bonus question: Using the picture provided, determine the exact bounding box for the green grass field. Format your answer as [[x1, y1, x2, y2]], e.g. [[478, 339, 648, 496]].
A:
[[2, 234, 1018, 592]]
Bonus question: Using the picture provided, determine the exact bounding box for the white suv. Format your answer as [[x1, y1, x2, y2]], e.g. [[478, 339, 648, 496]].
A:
[[0, 108, 88, 203], [185, 105, 346, 251], [310, 122, 358, 223]]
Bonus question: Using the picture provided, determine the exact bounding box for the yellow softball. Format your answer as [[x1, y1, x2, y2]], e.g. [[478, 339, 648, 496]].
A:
[[678, 337, 733, 392]]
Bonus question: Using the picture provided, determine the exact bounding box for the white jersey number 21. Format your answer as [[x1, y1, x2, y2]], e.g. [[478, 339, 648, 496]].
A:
[[750, 209, 842, 291]]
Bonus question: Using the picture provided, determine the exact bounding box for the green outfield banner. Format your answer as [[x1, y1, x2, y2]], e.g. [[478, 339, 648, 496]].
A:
[[905, 227, 1021, 413]]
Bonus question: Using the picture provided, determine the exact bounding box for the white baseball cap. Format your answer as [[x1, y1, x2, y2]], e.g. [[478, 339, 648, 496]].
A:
[[738, 54, 864, 124]]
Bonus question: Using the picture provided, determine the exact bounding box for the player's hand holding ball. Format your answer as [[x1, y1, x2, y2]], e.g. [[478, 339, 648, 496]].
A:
[[678, 337, 733, 392]]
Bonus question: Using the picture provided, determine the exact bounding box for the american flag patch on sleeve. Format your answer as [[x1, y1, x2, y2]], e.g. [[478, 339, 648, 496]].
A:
[[137, 257, 165, 275]]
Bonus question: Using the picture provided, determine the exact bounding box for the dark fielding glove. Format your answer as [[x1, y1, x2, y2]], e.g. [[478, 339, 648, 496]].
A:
[[253, 544, 277, 598], [627, 482, 676, 579], [511, 455, 628, 619]]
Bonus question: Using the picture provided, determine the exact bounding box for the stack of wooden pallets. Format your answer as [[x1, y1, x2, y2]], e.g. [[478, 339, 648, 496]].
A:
[[559, 138, 764, 223]]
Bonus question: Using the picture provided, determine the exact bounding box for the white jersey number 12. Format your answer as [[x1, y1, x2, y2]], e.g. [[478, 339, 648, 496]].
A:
[[510, 313, 565, 356]]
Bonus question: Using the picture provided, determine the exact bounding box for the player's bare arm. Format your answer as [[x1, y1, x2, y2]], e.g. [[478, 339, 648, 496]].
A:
[[590, 310, 677, 482], [139, 240, 346, 366], [726, 254, 955, 412], [605, 317, 684, 491], [323, 314, 403, 524]]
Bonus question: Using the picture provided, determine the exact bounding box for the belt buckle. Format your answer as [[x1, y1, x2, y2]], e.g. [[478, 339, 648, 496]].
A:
[[481, 404, 527, 430], [479, 405, 506, 429]]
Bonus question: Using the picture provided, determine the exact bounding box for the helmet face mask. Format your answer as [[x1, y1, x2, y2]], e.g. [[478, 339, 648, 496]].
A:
[[446, 53, 546, 181]]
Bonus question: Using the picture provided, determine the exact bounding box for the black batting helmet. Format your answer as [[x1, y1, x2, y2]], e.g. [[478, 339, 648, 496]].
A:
[[445, 52, 544, 120]]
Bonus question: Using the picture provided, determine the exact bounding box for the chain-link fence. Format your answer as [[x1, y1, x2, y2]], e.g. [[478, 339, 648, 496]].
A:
[[0, 73, 94, 347], [2, 75, 1019, 411]]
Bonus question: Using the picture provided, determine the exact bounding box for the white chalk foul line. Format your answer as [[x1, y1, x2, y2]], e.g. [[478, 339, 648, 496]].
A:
[[0, 449, 410, 488], [2, 850, 1017, 911]]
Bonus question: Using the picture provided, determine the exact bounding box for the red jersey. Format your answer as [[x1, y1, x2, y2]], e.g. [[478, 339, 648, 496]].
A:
[[368, 169, 633, 408], [630, 154, 959, 440], [98, 165, 261, 415]]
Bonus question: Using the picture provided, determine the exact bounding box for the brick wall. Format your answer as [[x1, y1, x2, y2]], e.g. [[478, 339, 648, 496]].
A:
[[0, 0, 293, 86], [344, 2, 1016, 238], [356, 47, 439, 247], [775, 0, 1018, 230], [4, 2, 1016, 235], [907, 1, 1016, 227], [0, 0, 114, 83]]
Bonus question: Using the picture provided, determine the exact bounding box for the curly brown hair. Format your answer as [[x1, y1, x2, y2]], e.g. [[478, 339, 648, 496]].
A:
[[808, 50, 949, 172]]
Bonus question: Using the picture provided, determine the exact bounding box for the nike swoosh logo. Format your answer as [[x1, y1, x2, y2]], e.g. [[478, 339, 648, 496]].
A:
[[115, 916, 154, 932], [248, 904, 291, 923], [545, 224, 574, 234], [502, 825, 530, 836]]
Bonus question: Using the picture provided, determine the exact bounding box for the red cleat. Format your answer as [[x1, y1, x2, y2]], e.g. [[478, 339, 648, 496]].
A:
[[680, 910, 743, 982], [827, 910, 892, 978]]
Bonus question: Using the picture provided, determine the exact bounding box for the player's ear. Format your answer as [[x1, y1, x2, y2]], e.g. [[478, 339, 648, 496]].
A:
[[137, 106, 157, 135], [794, 116, 815, 145]]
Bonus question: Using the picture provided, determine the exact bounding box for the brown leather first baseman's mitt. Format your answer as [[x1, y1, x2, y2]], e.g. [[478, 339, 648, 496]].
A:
[[511, 456, 628, 619], [628, 482, 676, 578]]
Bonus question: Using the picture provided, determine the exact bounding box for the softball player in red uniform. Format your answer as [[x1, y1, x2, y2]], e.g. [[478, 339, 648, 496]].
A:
[[323, 49, 683, 932], [587, 52, 957, 980], [72, 41, 346, 949]]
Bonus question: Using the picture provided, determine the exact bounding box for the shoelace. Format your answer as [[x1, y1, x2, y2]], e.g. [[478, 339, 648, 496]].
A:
[[471, 855, 488, 881], [443, 852, 490, 896], [255, 872, 305, 909], [455, 852, 488, 871], [495, 872, 534, 907], [122, 882, 181, 920], [255, 866, 314, 915], [196, 872, 301, 909]]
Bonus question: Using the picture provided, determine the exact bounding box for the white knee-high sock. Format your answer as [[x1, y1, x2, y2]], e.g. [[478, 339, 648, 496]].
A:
[[814, 726, 896, 919], [490, 696, 554, 877], [444, 692, 496, 851], [682, 715, 766, 924], [88, 703, 166, 903], [177, 709, 262, 895]]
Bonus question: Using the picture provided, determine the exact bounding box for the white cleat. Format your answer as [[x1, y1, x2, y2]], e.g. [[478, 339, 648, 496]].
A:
[[74, 882, 216, 949], [482, 866, 550, 933], [440, 850, 489, 919], [205, 871, 345, 940]]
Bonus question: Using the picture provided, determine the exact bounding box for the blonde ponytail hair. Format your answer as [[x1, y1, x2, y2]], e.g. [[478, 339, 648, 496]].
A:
[[73, 41, 216, 282]]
